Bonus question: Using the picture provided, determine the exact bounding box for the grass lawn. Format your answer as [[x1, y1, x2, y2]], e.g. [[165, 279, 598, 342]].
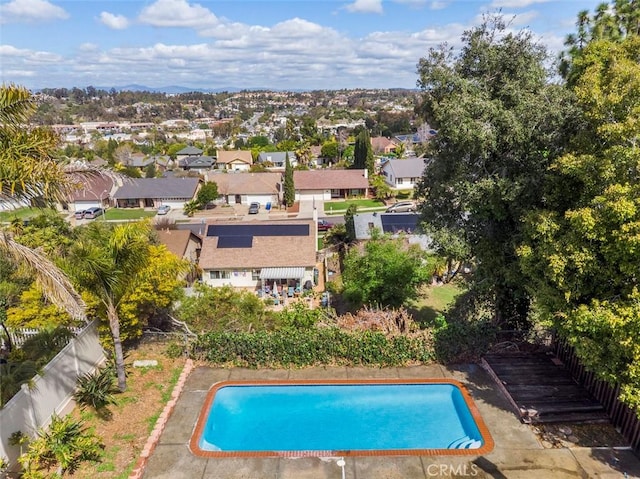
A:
[[105, 208, 157, 220], [410, 281, 465, 326], [0, 207, 59, 222], [325, 198, 385, 213]]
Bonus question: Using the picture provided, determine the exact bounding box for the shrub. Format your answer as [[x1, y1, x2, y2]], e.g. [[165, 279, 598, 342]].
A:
[[18, 414, 103, 477], [73, 363, 118, 412], [431, 314, 497, 363], [191, 328, 434, 368]]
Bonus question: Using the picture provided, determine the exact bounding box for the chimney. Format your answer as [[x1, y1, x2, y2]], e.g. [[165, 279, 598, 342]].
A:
[[364, 169, 368, 179]]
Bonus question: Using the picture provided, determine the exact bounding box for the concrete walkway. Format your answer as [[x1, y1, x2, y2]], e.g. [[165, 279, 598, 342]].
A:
[[141, 364, 640, 479]]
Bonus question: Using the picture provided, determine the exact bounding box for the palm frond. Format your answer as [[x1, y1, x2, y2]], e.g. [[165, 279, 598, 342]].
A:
[[0, 231, 86, 321]]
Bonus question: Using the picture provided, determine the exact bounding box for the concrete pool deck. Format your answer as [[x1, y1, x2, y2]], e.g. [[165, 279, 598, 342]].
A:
[[140, 363, 640, 478]]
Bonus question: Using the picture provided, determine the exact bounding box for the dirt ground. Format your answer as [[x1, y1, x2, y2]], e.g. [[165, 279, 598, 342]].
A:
[[532, 422, 630, 449], [71, 342, 187, 479]]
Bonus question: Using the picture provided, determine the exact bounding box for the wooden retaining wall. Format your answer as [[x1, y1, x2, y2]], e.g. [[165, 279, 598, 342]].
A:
[[554, 340, 640, 453]]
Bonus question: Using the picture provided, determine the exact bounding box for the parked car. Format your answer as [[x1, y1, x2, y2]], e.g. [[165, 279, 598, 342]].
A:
[[83, 207, 104, 219], [74, 210, 86, 219], [157, 205, 171, 215], [317, 219, 334, 231], [386, 201, 416, 213], [248, 202, 260, 214]]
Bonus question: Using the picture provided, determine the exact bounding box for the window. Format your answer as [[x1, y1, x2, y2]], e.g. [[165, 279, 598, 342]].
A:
[[252, 269, 261, 281], [209, 270, 231, 279]]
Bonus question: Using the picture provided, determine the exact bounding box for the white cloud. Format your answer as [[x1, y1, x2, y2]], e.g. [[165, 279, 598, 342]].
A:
[[79, 43, 99, 52], [0, 0, 68, 24], [490, 0, 551, 8], [5, 70, 36, 77], [429, 1, 450, 9], [509, 10, 539, 26], [393, 0, 428, 6], [139, 0, 219, 28], [344, 0, 383, 14], [99, 12, 129, 30]]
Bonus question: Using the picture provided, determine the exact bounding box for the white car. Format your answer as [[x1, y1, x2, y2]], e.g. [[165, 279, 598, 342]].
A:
[[157, 205, 171, 215]]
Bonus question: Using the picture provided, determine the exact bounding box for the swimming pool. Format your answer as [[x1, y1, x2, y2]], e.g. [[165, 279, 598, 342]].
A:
[[190, 379, 494, 458]]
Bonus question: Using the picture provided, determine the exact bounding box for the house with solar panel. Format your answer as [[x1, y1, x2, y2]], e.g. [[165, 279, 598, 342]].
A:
[[198, 220, 318, 293], [352, 212, 432, 250], [380, 157, 427, 191], [112, 177, 200, 210]]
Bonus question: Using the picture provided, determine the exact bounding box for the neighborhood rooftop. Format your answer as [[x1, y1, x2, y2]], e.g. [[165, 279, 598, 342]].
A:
[[293, 169, 369, 190], [112, 177, 200, 199]]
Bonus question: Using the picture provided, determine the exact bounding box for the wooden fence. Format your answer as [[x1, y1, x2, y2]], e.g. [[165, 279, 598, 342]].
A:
[[554, 340, 640, 452]]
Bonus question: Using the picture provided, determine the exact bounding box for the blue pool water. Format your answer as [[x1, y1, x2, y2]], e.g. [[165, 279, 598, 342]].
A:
[[198, 383, 485, 452]]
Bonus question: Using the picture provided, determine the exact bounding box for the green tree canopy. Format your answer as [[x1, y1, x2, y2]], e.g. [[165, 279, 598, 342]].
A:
[[64, 221, 157, 391], [519, 35, 640, 410], [342, 234, 431, 308], [353, 129, 374, 175], [283, 153, 295, 207], [560, 0, 640, 83], [196, 181, 219, 206], [414, 17, 579, 329]]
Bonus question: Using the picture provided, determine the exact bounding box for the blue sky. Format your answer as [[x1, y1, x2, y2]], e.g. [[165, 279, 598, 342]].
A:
[[0, 0, 602, 91]]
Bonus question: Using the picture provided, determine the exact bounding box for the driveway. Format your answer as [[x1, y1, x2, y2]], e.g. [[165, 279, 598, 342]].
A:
[[138, 363, 640, 479]]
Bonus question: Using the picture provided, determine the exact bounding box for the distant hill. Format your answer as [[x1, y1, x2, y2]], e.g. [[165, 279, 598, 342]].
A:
[[93, 84, 276, 94]]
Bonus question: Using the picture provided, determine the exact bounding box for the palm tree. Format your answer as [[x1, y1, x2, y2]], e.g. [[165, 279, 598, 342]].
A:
[[0, 83, 86, 321], [65, 221, 154, 391]]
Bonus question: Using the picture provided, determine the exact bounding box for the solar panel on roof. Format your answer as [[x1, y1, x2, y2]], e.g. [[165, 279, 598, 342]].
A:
[[217, 236, 253, 248], [380, 214, 419, 234], [207, 223, 309, 237]]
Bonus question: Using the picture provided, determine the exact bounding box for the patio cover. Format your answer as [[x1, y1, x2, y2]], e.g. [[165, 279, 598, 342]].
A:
[[259, 267, 305, 280]]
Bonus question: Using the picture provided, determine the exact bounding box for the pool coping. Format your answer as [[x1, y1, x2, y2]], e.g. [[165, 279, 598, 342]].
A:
[[189, 378, 495, 458]]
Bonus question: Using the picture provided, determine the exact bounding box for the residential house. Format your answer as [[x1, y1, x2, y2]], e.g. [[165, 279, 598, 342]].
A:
[[124, 152, 155, 173], [309, 145, 326, 167], [256, 151, 297, 169], [371, 136, 399, 156], [67, 175, 114, 213], [181, 156, 215, 173], [150, 154, 173, 172], [215, 150, 253, 171], [205, 171, 280, 206], [199, 220, 318, 293], [352, 212, 432, 250], [175, 146, 203, 164], [112, 177, 199, 209], [156, 229, 202, 263], [293, 169, 369, 202], [380, 157, 426, 191]]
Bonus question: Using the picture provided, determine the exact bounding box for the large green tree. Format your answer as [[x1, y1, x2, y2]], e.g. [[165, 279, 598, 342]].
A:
[[560, 0, 640, 83], [414, 18, 579, 329], [353, 129, 374, 176], [283, 153, 295, 207], [64, 221, 157, 391], [342, 234, 431, 308], [520, 34, 640, 409]]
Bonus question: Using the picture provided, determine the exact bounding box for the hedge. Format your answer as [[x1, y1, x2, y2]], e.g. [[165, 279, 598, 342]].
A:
[[191, 328, 435, 367]]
